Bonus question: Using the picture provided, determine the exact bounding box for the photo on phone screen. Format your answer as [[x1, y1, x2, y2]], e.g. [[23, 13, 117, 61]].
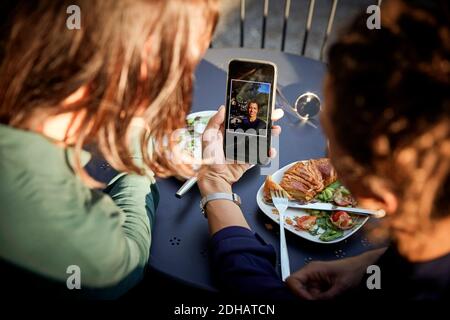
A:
[[224, 59, 277, 165], [228, 80, 270, 137]]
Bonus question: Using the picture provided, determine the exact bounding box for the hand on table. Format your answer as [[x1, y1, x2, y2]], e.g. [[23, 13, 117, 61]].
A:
[[286, 248, 386, 300], [197, 105, 283, 196]]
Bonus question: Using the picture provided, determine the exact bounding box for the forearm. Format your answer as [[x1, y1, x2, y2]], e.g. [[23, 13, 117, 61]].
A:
[[104, 174, 156, 266], [205, 200, 250, 234], [357, 247, 387, 266], [198, 176, 249, 235], [209, 226, 296, 301]]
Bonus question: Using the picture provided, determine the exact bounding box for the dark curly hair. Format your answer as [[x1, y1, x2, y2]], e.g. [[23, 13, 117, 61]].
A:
[[326, 0, 450, 244]]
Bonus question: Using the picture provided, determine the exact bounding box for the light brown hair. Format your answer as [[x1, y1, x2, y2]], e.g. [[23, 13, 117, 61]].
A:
[[0, 0, 218, 184]]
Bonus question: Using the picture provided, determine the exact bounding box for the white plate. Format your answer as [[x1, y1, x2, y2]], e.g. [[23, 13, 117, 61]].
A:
[[184, 110, 216, 161], [256, 161, 369, 244], [186, 110, 217, 122]]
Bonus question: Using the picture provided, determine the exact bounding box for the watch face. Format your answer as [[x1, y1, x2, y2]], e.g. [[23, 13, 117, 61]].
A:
[[233, 194, 241, 206]]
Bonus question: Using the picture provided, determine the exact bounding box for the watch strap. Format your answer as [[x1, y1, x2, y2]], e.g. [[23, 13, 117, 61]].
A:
[[200, 193, 241, 217]]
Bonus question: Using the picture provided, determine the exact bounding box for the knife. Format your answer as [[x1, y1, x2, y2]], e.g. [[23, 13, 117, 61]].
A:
[[175, 164, 256, 198], [175, 176, 198, 198], [284, 201, 386, 218]]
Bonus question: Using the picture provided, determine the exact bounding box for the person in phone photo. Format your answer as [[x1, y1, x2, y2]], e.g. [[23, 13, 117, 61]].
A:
[[240, 101, 267, 132], [228, 79, 270, 136]]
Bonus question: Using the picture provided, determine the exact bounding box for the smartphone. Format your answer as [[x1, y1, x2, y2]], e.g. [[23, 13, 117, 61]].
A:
[[224, 59, 277, 165]]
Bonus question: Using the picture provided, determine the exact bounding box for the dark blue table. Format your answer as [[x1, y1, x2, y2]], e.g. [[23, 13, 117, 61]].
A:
[[149, 48, 375, 291]]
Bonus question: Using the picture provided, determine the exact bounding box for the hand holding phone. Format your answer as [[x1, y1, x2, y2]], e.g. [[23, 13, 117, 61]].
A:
[[199, 105, 283, 196]]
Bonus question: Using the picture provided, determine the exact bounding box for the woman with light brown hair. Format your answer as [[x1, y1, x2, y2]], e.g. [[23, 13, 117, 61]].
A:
[[0, 0, 218, 298]]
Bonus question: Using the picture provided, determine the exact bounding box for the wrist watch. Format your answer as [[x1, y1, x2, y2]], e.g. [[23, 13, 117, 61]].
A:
[[200, 192, 241, 218]]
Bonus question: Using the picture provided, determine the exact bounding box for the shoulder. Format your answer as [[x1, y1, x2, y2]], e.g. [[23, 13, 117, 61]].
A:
[[256, 118, 267, 129]]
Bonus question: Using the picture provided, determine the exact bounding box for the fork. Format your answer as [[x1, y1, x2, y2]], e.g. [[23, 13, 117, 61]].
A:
[[270, 190, 291, 281]]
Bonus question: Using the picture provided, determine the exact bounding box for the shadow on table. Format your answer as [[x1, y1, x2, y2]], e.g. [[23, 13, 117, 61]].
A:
[[155, 177, 201, 224]]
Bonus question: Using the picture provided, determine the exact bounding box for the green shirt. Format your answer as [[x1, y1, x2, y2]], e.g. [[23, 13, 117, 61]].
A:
[[0, 124, 157, 292]]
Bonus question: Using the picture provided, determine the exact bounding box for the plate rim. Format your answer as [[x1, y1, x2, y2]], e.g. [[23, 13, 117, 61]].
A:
[[256, 160, 369, 244], [186, 110, 217, 120]]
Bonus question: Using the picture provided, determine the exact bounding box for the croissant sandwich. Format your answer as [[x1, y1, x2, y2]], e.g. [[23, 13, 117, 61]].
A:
[[264, 158, 337, 202], [263, 175, 291, 203]]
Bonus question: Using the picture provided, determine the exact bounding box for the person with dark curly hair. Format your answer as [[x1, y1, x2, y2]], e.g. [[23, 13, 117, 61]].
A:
[[198, 0, 449, 301]]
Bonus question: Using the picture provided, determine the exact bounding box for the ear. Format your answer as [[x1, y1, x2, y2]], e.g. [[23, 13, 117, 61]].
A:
[[381, 190, 398, 214], [357, 178, 398, 215], [357, 191, 398, 215]]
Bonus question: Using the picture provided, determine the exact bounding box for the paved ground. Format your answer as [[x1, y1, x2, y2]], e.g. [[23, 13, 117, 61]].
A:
[[212, 0, 376, 61]]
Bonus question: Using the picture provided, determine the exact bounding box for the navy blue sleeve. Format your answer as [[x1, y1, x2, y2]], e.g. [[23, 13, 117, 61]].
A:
[[209, 226, 296, 301]]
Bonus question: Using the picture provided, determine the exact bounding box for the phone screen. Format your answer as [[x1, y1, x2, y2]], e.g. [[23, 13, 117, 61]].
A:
[[224, 59, 276, 165]]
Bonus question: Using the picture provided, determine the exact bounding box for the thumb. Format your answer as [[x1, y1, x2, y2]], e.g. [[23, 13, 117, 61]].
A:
[[206, 105, 225, 130], [315, 284, 342, 300], [286, 276, 314, 300]]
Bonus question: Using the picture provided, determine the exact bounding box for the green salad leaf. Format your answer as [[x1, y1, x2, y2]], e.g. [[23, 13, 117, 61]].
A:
[[304, 209, 349, 242], [319, 229, 344, 242]]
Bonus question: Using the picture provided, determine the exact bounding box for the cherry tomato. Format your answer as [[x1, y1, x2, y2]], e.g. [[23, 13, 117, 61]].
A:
[[295, 216, 317, 230], [330, 211, 353, 230]]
